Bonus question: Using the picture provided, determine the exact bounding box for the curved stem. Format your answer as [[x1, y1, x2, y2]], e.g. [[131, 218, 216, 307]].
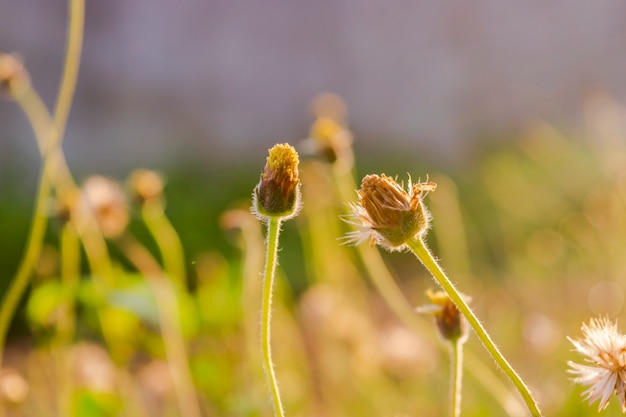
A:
[[261, 217, 286, 417], [450, 340, 463, 417], [50, 0, 84, 153], [407, 237, 542, 417], [141, 201, 186, 287], [0, 0, 85, 368]]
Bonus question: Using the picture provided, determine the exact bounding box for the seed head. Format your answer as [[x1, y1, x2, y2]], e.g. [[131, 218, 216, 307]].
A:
[[344, 174, 436, 251], [568, 317, 626, 412], [417, 289, 469, 344], [252, 143, 301, 221]]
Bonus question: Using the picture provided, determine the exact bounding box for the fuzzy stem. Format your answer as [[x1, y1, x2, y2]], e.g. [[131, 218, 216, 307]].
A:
[[261, 217, 286, 417], [407, 237, 542, 417], [450, 340, 463, 417]]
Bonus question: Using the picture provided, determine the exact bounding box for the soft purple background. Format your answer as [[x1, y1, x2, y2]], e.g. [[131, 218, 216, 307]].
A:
[[1, 0, 626, 172]]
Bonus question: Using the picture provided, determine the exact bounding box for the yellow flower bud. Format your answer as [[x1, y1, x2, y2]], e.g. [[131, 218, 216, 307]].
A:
[[252, 143, 302, 221]]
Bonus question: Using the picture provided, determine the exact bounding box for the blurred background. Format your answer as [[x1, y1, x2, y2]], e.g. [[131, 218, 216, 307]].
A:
[[2, 0, 626, 169], [2, 1, 626, 416]]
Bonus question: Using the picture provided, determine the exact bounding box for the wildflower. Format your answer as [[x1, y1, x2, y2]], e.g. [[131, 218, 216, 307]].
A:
[[252, 143, 301, 221], [568, 317, 626, 412], [344, 174, 436, 251], [417, 289, 470, 344]]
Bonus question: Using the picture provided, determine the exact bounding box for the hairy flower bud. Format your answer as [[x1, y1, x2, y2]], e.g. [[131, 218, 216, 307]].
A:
[[417, 289, 469, 344], [252, 143, 302, 221]]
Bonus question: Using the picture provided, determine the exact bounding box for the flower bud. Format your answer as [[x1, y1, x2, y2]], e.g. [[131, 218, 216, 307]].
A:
[[417, 289, 469, 344], [0, 53, 30, 96], [252, 143, 301, 221]]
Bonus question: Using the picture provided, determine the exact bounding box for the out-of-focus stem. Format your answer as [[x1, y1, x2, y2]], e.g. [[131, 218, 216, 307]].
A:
[[141, 200, 186, 288], [116, 234, 203, 417], [450, 340, 463, 417], [0, 0, 85, 370]]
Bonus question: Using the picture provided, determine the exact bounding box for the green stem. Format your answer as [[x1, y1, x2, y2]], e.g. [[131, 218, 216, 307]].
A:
[[141, 201, 186, 288], [450, 340, 463, 417], [0, 0, 84, 369], [406, 237, 542, 417], [261, 217, 286, 417]]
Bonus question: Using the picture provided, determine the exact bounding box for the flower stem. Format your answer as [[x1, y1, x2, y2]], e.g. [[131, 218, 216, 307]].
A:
[[450, 340, 463, 417], [141, 200, 187, 288], [261, 217, 286, 417], [406, 237, 542, 417], [0, 0, 84, 371]]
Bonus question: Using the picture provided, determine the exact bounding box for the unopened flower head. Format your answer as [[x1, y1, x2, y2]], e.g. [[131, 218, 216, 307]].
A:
[[0, 53, 29, 96], [344, 174, 436, 251], [252, 143, 301, 221], [128, 168, 164, 205], [307, 117, 353, 165], [417, 289, 469, 344], [568, 317, 626, 412]]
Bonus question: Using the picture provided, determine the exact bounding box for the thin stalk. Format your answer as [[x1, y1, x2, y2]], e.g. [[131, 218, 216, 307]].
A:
[[50, 0, 84, 152], [261, 217, 286, 417], [141, 201, 186, 287], [58, 223, 80, 342], [449, 340, 463, 417], [406, 237, 542, 417], [57, 224, 80, 417], [0, 0, 84, 368]]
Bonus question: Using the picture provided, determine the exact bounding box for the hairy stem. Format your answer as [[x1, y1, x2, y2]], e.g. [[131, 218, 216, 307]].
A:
[[261, 217, 286, 417], [450, 340, 463, 417], [407, 237, 542, 417]]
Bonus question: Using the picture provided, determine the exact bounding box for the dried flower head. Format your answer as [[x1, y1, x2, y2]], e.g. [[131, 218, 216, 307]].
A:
[[75, 176, 129, 238], [344, 174, 436, 251], [252, 143, 301, 221], [417, 289, 469, 344], [568, 317, 626, 412], [0, 53, 29, 96]]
